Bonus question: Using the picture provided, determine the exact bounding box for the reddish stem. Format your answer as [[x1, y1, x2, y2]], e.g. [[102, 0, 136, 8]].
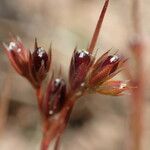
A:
[[129, 1, 144, 150], [54, 135, 61, 150], [130, 42, 144, 150], [36, 85, 43, 112], [130, 86, 143, 150], [41, 97, 75, 150], [88, 0, 109, 53]]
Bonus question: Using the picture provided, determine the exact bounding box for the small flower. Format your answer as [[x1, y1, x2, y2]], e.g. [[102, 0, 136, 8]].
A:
[[88, 51, 126, 87], [3, 37, 30, 76], [69, 48, 92, 91], [96, 80, 129, 96], [3, 37, 51, 88], [42, 76, 66, 117]]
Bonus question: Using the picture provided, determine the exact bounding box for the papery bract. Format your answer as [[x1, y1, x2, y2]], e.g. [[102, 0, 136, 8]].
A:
[[96, 80, 129, 96], [3, 37, 30, 76]]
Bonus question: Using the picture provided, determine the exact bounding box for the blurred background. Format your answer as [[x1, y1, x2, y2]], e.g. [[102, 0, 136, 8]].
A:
[[0, 0, 150, 149]]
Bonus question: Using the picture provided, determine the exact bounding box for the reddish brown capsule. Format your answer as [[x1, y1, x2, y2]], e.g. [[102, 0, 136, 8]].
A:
[[31, 39, 51, 83], [69, 48, 92, 91], [89, 51, 126, 87], [32, 47, 49, 72], [43, 77, 66, 117], [99, 54, 120, 74]]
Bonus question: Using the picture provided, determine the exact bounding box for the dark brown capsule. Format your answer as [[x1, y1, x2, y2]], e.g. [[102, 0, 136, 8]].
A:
[[74, 50, 91, 68], [69, 49, 91, 91], [30, 39, 51, 85], [32, 47, 49, 72], [43, 77, 66, 117]]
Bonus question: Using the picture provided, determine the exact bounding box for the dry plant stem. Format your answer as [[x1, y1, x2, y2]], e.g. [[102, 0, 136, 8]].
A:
[[0, 76, 11, 134], [41, 96, 75, 150], [131, 84, 143, 150], [130, 45, 144, 150], [88, 0, 109, 53], [129, 0, 144, 150]]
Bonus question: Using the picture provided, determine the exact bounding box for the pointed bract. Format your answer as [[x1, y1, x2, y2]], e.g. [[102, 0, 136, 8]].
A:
[[3, 37, 30, 76], [96, 80, 130, 96]]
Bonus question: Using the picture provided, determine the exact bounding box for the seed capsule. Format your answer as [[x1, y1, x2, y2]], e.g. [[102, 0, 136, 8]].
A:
[[43, 77, 66, 117], [32, 47, 49, 72], [69, 49, 91, 91], [31, 39, 51, 83], [89, 52, 126, 87], [101, 55, 120, 74]]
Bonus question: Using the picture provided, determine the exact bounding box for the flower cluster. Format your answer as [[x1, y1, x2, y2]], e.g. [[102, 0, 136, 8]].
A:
[[3, 38, 129, 116], [2, 0, 130, 150]]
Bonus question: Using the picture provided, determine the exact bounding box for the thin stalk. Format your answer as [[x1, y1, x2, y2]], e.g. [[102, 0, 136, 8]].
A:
[[41, 96, 75, 150], [88, 0, 109, 53], [131, 86, 143, 150], [36, 85, 43, 112], [0, 76, 11, 134], [54, 135, 61, 150], [129, 0, 144, 150], [130, 44, 144, 150]]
